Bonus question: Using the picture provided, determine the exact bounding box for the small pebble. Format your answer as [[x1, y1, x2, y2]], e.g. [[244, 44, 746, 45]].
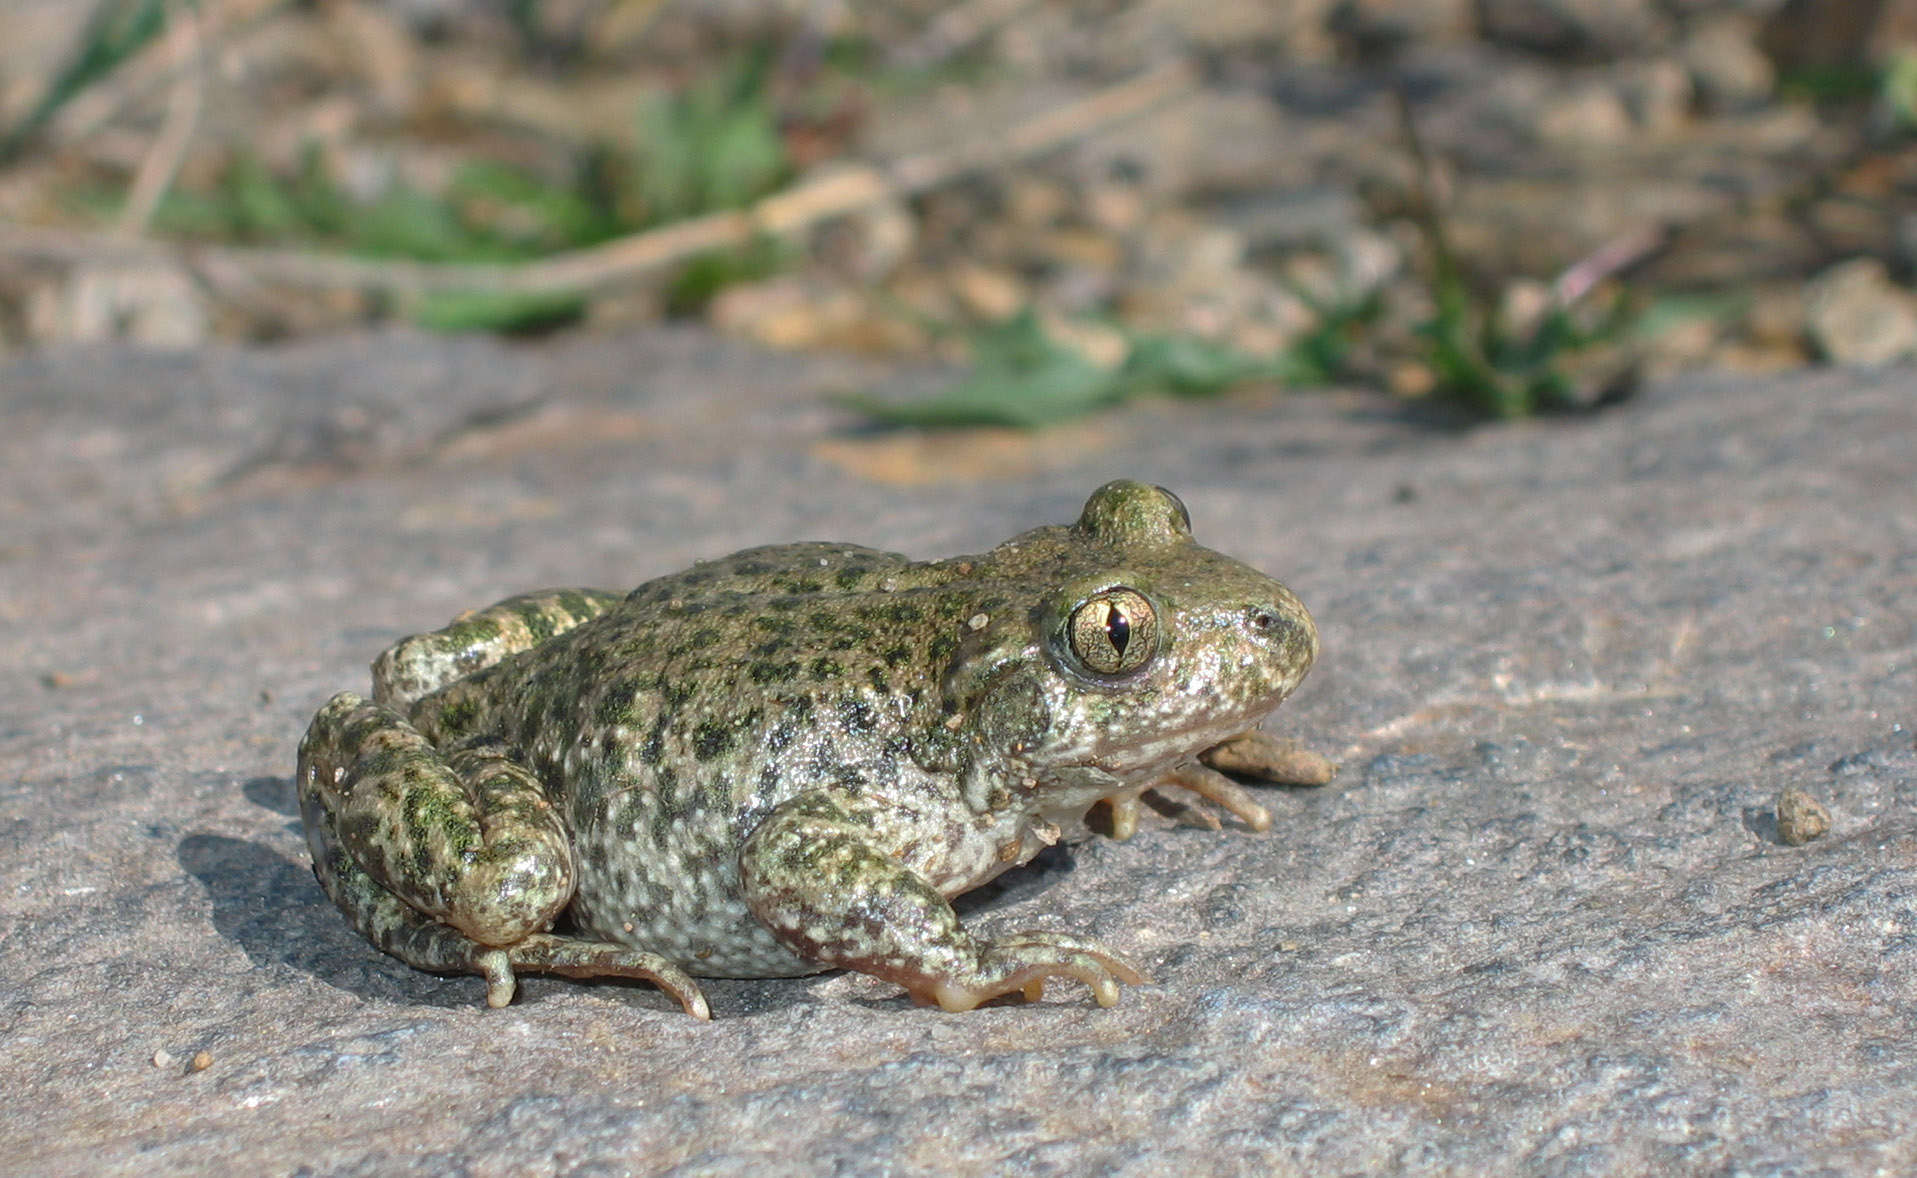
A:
[[1776, 788, 1831, 845], [151, 1049, 176, 1070], [189, 1050, 213, 1072]]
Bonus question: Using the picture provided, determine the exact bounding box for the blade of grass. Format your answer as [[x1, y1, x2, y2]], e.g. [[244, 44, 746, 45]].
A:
[[845, 310, 1325, 428], [0, 0, 168, 161], [410, 288, 587, 334]]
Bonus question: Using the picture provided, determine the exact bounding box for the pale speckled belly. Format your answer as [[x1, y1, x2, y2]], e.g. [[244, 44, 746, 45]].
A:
[[563, 789, 819, 978]]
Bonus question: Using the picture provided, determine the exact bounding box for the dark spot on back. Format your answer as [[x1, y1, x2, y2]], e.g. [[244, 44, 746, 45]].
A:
[[692, 719, 734, 761], [750, 660, 799, 684], [641, 719, 667, 765], [594, 683, 636, 728]]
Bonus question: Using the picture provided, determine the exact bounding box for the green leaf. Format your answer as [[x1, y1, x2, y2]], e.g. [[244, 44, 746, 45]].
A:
[[1777, 63, 1880, 102], [1626, 291, 1746, 342], [151, 188, 240, 238], [663, 236, 790, 315], [0, 0, 167, 160], [229, 153, 306, 240], [289, 144, 353, 237], [1122, 332, 1286, 397], [841, 356, 1117, 428], [1281, 289, 1382, 384], [703, 105, 788, 211], [845, 311, 1309, 428], [844, 311, 1116, 427], [449, 159, 614, 252], [1883, 50, 1917, 130], [409, 289, 587, 334], [630, 49, 791, 226], [348, 186, 501, 263]]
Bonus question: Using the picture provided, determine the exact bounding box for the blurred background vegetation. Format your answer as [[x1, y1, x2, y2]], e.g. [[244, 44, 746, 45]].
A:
[[1, 0, 1913, 422]]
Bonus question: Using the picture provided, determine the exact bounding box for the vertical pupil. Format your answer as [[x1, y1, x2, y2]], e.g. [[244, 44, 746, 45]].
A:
[[1104, 602, 1130, 655]]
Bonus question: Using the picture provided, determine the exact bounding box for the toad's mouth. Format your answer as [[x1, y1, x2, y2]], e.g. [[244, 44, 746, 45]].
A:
[[1095, 707, 1284, 779], [1036, 696, 1293, 803]]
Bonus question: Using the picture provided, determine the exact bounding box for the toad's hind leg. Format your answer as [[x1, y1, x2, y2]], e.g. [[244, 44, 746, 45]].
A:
[[310, 850, 709, 1017], [372, 587, 624, 710], [298, 692, 709, 1017]]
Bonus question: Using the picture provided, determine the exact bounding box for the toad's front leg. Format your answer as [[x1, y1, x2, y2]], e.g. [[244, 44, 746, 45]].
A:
[[1103, 729, 1339, 840], [738, 790, 1147, 1011]]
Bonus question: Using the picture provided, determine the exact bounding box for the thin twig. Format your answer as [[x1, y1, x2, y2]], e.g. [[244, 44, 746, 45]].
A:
[[117, 0, 204, 236], [1392, 86, 1458, 295], [1552, 223, 1667, 306], [0, 59, 1200, 303], [592, 0, 672, 52], [0, 0, 116, 159], [890, 0, 1042, 70], [48, 0, 287, 150], [888, 59, 1195, 192]]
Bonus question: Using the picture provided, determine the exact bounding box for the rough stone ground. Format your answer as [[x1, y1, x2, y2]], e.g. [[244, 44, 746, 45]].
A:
[[2, 331, 1913, 1175]]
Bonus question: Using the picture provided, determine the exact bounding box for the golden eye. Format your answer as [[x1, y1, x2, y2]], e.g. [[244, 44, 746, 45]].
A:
[[1066, 588, 1159, 676]]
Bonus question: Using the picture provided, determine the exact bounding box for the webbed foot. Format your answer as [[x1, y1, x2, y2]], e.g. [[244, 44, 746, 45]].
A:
[[497, 935, 712, 1020]]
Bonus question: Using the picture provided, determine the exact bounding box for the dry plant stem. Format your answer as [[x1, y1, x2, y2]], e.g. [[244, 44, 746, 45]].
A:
[[1395, 88, 1664, 316], [591, 0, 672, 55], [0, 60, 1198, 303], [117, 0, 204, 236], [1392, 87, 1458, 289], [1553, 224, 1667, 307], [48, 0, 290, 150], [323, 0, 419, 115], [888, 60, 1196, 192], [890, 0, 1043, 69]]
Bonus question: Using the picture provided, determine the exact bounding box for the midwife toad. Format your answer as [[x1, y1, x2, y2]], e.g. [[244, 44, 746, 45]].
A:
[[299, 481, 1327, 1018]]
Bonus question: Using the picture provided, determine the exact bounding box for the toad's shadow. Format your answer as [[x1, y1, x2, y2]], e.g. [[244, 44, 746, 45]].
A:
[[177, 827, 479, 1011], [183, 776, 1089, 1014], [188, 773, 549, 1009]]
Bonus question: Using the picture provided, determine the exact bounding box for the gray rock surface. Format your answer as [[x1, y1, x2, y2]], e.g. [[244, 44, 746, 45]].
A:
[[3, 329, 1913, 1174]]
